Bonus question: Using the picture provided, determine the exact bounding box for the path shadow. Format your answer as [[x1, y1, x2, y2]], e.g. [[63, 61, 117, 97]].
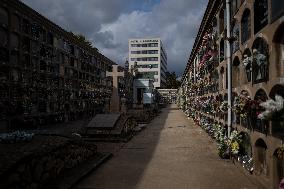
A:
[[74, 104, 175, 189]]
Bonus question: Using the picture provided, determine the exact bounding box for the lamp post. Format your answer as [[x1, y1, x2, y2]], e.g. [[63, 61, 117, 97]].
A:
[[226, 0, 232, 137]]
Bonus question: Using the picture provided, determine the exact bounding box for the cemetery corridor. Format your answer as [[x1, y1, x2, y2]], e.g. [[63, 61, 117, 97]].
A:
[[74, 105, 263, 189]]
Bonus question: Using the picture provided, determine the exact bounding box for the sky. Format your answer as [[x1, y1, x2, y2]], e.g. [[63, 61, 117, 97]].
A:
[[21, 0, 207, 76]]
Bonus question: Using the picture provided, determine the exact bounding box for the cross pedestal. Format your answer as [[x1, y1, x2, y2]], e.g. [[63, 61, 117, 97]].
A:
[[106, 65, 124, 113]]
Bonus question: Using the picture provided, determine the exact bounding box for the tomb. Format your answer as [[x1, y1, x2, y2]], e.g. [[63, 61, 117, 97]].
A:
[[82, 113, 136, 142]]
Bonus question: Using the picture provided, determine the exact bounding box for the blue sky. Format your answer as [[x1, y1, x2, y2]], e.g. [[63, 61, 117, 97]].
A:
[[21, 0, 207, 76]]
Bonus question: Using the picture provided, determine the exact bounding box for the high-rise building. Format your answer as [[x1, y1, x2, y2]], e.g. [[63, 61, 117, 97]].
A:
[[128, 38, 167, 88]]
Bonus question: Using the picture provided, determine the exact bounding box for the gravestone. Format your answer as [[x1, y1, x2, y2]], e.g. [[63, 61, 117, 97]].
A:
[[106, 65, 124, 113], [86, 114, 120, 129], [83, 113, 136, 142]]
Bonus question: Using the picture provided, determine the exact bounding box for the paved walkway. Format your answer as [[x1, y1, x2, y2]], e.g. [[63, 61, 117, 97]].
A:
[[74, 105, 264, 189]]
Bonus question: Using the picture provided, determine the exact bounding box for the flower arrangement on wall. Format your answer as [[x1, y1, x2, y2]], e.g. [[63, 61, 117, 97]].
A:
[[197, 29, 219, 74], [219, 101, 228, 113], [276, 147, 284, 160], [233, 95, 253, 118], [258, 95, 284, 120], [228, 130, 242, 155]]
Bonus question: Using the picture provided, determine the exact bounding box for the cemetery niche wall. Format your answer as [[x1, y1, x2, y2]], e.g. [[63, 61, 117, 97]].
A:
[[0, 0, 115, 131], [178, 0, 284, 188]]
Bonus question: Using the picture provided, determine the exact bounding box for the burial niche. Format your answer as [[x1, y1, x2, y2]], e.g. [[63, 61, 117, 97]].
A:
[[241, 9, 251, 44], [255, 138, 268, 176], [252, 37, 269, 83], [242, 49, 252, 82], [254, 0, 268, 34]]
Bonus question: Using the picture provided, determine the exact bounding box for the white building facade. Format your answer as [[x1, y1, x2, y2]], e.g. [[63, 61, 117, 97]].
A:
[[128, 38, 167, 88]]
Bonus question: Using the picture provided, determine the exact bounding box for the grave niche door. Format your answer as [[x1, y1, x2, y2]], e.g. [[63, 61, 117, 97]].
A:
[[255, 139, 268, 176], [239, 132, 252, 157], [273, 148, 284, 189]]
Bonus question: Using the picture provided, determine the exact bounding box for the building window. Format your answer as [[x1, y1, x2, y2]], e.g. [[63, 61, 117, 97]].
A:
[[149, 43, 158, 47], [131, 43, 158, 47], [150, 50, 158, 54], [241, 9, 251, 44], [252, 37, 269, 83], [137, 64, 158, 68], [131, 51, 139, 54], [131, 50, 158, 54], [0, 7, 8, 27], [271, 0, 284, 22], [254, 0, 268, 34], [130, 57, 158, 61]]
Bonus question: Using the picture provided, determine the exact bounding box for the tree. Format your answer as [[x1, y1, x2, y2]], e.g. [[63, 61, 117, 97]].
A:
[[165, 71, 181, 89], [69, 32, 98, 51]]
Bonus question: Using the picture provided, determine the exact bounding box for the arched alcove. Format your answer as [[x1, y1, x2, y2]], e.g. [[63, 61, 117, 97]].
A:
[[242, 48, 252, 82], [0, 28, 8, 47], [239, 132, 252, 156], [271, 0, 284, 22], [11, 14, 20, 31], [252, 37, 269, 83], [0, 7, 8, 26], [241, 9, 251, 44], [220, 39, 225, 62], [273, 148, 284, 188], [255, 138, 268, 176], [219, 9, 224, 34], [269, 84, 284, 138], [269, 84, 284, 99], [232, 21, 240, 53], [273, 23, 284, 77], [254, 0, 268, 34], [232, 56, 240, 87], [253, 89, 269, 134]]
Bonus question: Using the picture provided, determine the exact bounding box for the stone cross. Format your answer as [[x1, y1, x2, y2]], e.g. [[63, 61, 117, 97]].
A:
[[106, 65, 124, 112]]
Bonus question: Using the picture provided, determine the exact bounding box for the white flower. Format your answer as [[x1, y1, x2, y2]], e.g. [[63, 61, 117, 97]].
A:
[[258, 95, 284, 120], [242, 55, 252, 67]]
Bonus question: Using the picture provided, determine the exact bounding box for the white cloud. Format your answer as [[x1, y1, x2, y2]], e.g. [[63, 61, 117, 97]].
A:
[[22, 0, 207, 76], [97, 0, 207, 75]]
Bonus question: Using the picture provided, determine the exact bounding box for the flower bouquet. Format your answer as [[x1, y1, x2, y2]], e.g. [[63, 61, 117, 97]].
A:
[[219, 101, 228, 113], [258, 95, 284, 120]]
